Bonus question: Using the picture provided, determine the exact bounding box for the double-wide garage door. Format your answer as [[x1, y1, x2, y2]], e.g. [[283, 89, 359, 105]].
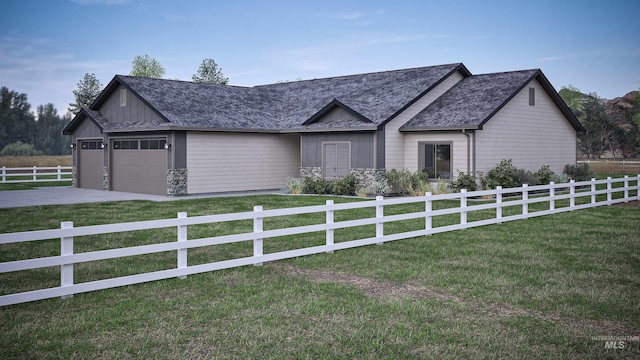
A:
[[110, 139, 168, 195]]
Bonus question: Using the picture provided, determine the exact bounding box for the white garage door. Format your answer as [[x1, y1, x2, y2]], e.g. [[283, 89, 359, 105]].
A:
[[78, 140, 103, 190], [111, 138, 168, 195]]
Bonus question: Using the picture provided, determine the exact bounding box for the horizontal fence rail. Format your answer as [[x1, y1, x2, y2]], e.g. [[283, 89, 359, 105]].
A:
[[0, 176, 638, 306], [1, 166, 73, 183]]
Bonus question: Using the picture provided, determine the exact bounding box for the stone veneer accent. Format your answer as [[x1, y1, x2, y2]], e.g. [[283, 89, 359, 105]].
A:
[[71, 166, 77, 187], [102, 166, 109, 191], [300, 167, 385, 188], [300, 167, 322, 180], [167, 168, 188, 196], [349, 168, 386, 187]]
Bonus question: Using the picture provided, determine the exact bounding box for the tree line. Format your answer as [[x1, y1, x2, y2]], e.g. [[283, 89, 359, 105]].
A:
[[0, 55, 228, 156], [560, 86, 640, 159]]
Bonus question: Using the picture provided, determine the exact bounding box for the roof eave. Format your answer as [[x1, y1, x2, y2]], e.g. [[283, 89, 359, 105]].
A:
[[303, 99, 372, 125], [399, 125, 479, 132], [62, 109, 105, 135]]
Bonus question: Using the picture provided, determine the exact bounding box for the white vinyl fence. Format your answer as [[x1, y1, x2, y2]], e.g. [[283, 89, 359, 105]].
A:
[[1, 176, 638, 306], [1, 166, 73, 183]]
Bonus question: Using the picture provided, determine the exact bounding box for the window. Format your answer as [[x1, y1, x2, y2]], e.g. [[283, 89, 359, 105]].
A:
[[323, 142, 350, 179], [418, 143, 451, 179], [120, 89, 127, 107], [113, 140, 139, 150], [140, 139, 165, 150], [80, 140, 102, 150], [529, 87, 535, 106]]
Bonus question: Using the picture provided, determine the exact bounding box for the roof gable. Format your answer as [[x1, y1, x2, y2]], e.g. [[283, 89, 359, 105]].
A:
[[62, 109, 108, 135], [400, 69, 584, 132]]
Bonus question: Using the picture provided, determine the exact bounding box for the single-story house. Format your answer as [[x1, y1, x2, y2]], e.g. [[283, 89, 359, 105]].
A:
[[63, 62, 584, 195]]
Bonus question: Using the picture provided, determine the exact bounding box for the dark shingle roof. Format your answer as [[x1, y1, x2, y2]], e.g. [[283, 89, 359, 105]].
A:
[[400, 69, 540, 130], [92, 63, 467, 132]]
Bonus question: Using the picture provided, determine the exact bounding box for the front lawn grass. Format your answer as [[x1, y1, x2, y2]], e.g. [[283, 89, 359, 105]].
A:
[[0, 194, 639, 359]]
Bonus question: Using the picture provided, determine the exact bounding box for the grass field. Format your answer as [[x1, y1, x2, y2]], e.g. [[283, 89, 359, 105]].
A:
[[0, 193, 638, 359], [0, 155, 72, 167]]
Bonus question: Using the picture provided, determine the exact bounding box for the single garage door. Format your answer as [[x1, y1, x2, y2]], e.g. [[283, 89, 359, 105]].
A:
[[111, 138, 168, 195], [78, 140, 103, 190]]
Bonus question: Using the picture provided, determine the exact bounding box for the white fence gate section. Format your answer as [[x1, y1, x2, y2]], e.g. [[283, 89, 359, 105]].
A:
[[0, 176, 638, 306]]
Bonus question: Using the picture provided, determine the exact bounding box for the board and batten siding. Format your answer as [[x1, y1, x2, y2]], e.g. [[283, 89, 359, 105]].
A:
[[187, 132, 300, 194], [98, 85, 164, 126], [301, 132, 375, 169], [384, 71, 465, 170], [403, 132, 470, 174], [474, 79, 577, 175], [73, 117, 103, 140]]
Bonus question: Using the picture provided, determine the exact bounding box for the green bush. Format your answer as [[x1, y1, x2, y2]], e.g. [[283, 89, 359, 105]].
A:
[[284, 177, 304, 194], [481, 159, 520, 189], [563, 163, 593, 181], [515, 169, 539, 186], [332, 174, 356, 195], [450, 171, 477, 192], [0, 141, 43, 156], [535, 165, 554, 185]]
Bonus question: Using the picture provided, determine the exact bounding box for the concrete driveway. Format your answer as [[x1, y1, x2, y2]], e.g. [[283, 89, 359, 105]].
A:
[[0, 186, 283, 208]]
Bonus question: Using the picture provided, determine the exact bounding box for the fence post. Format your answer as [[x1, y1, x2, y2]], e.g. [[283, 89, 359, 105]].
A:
[[637, 174, 640, 201], [253, 206, 263, 266], [177, 212, 187, 279], [460, 189, 467, 225], [569, 180, 575, 208], [57, 165, 62, 181], [1, 166, 5, 183], [496, 186, 503, 223], [326, 200, 334, 253], [522, 184, 528, 216], [549, 182, 555, 210], [61, 221, 74, 299], [32, 166, 37, 182], [590, 178, 596, 204], [376, 196, 384, 245], [606, 177, 612, 205], [624, 175, 629, 203], [425, 192, 432, 235]]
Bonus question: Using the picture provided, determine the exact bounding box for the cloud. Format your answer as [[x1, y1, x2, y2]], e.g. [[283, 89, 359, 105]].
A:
[[0, 35, 127, 115], [327, 7, 386, 26]]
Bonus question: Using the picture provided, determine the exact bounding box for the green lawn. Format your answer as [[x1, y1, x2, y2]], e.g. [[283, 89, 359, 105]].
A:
[[0, 194, 638, 359]]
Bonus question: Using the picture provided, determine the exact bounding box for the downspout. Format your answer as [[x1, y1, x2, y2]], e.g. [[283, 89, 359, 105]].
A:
[[462, 129, 471, 174]]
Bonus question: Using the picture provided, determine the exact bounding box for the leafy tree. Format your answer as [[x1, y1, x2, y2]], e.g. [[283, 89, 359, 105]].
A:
[[0, 86, 36, 152], [0, 141, 42, 156], [35, 103, 70, 155], [130, 54, 166, 78], [559, 85, 584, 119], [68, 73, 103, 115], [579, 93, 612, 159], [192, 58, 229, 84]]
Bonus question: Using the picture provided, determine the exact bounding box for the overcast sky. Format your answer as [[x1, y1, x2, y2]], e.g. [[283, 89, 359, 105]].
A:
[[1, 0, 638, 117]]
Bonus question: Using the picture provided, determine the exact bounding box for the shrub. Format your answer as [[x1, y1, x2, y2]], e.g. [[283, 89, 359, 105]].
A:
[[384, 169, 403, 194], [364, 178, 391, 196], [284, 177, 304, 194], [0, 141, 43, 156], [482, 159, 519, 189], [563, 163, 593, 181], [429, 179, 449, 195], [304, 177, 332, 194], [450, 171, 477, 192], [332, 174, 356, 195], [549, 173, 569, 184], [535, 165, 554, 185], [515, 168, 539, 186]]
